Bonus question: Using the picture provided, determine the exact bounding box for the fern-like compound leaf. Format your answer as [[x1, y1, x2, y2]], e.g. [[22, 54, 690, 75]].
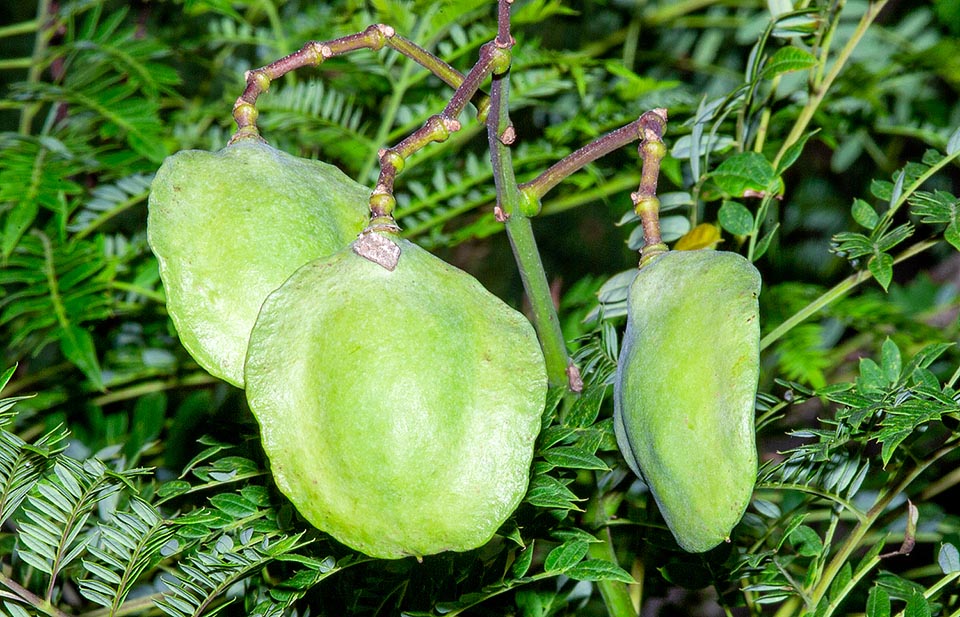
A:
[[16, 458, 124, 594], [79, 497, 175, 613], [0, 378, 69, 526]]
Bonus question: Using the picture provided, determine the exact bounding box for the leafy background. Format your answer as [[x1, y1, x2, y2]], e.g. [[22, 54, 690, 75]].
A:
[[1, 0, 960, 615]]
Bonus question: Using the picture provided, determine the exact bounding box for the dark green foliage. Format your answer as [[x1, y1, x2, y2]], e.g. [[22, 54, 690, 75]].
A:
[[1, 0, 960, 615]]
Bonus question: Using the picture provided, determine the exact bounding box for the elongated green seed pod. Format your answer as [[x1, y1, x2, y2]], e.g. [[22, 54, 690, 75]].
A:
[[614, 249, 760, 553], [147, 139, 369, 386], [245, 232, 547, 559]]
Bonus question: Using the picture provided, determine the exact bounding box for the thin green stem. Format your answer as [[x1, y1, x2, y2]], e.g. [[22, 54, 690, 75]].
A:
[[74, 193, 149, 241], [754, 483, 864, 523], [81, 592, 164, 617], [90, 372, 217, 407], [643, 0, 722, 26], [947, 364, 960, 390], [811, 0, 846, 88], [0, 58, 35, 70], [887, 572, 960, 617], [37, 231, 70, 332], [504, 205, 571, 387], [0, 18, 39, 39], [486, 9, 572, 390], [759, 238, 937, 351], [879, 148, 960, 230], [773, 0, 888, 169], [589, 529, 640, 617], [916, 571, 960, 608], [110, 281, 166, 304], [770, 596, 802, 617], [809, 440, 959, 607], [746, 194, 774, 262], [19, 0, 53, 135], [256, 0, 289, 57]]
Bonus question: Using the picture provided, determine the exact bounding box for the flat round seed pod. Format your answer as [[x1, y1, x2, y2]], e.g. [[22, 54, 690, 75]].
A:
[[245, 233, 547, 559], [614, 249, 760, 553], [147, 139, 369, 387]]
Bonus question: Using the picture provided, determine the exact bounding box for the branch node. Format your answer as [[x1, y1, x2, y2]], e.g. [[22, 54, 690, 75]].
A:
[[379, 149, 405, 174]]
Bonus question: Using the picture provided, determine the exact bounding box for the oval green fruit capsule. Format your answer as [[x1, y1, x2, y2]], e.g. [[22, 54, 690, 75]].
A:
[[614, 249, 760, 553], [147, 139, 369, 387], [245, 232, 547, 559]]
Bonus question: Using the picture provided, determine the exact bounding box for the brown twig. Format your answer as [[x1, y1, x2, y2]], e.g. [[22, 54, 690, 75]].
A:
[[229, 24, 489, 142], [368, 40, 510, 221], [631, 108, 669, 265]]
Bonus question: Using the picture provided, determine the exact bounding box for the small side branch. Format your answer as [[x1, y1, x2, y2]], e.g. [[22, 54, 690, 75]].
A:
[[486, 0, 576, 391], [230, 24, 489, 142], [631, 109, 669, 265], [518, 109, 670, 219], [368, 40, 510, 223]]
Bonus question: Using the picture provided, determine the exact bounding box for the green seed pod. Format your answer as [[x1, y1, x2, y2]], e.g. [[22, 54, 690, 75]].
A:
[[245, 233, 547, 559], [147, 139, 369, 387], [614, 249, 760, 553]]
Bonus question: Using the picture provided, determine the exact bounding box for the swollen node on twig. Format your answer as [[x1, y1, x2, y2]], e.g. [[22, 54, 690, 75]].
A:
[[379, 149, 405, 174], [369, 191, 397, 219]]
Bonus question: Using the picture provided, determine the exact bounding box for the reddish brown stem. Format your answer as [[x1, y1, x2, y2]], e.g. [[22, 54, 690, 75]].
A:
[[520, 119, 647, 202], [370, 40, 510, 220], [631, 109, 669, 265], [231, 25, 388, 140], [230, 24, 489, 142]]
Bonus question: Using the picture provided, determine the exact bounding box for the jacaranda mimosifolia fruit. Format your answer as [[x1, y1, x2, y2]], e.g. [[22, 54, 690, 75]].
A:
[[147, 138, 369, 387], [614, 249, 760, 552], [244, 231, 547, 559]]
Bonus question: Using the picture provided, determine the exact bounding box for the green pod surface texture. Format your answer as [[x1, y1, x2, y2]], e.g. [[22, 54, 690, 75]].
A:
[[245, 234, 547, 559], [147, 139, 369, 387], [614, 249, 760, 553]]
